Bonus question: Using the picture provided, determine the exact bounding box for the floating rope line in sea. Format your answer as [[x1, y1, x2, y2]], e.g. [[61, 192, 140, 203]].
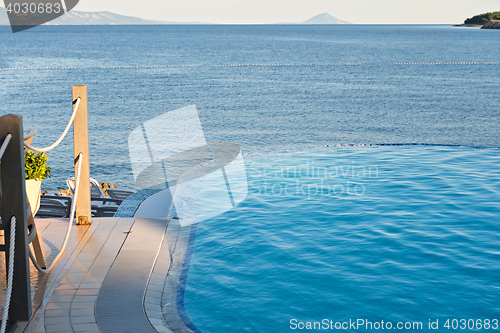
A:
[[213, 63, 365, 67], [99, 65, 196, 69], [391, 62, 491, 65], [214, 62, 500, 67], [0, 62, 499, 71], [0, 67, 87, 71], [0, 65, 195, 71]]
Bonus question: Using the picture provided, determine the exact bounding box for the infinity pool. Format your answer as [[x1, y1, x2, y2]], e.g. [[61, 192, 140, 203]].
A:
[[181, 146, 500, 332]]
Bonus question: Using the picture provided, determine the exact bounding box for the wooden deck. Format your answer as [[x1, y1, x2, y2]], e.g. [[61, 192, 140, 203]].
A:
[[0, 215, 195, 333]]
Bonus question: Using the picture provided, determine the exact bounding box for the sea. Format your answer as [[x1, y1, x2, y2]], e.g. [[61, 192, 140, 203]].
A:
[[0, 24, 499, 191], [1, 24, 500, 332]]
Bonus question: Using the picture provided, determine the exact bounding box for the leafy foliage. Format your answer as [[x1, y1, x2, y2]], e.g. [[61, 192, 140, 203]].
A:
[[25, 150, 51, 181], [465, 12, 500, 25]]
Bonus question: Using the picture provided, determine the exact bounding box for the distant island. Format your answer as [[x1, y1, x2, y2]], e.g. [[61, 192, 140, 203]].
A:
[[299, 13, 351, 25], [0, 8, 208, 25], [0, 8, 351, 26], [46, 11, 209, 25], [274, 13, 351, 25], [456, 11, 500, 29]]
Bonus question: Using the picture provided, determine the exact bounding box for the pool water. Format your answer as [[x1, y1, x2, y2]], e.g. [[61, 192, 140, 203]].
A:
[[182, 146, 500, 332]]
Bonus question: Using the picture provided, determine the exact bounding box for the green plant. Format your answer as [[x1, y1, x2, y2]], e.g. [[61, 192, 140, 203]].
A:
[[25, 150, 51, 181]]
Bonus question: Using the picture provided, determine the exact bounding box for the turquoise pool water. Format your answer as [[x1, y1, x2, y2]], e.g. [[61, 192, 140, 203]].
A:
[[182, 146, 500, 332]]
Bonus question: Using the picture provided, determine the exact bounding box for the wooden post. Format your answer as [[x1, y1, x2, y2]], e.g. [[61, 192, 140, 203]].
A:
[[72, 85, 91, 225], [0, 114, 32, 321]]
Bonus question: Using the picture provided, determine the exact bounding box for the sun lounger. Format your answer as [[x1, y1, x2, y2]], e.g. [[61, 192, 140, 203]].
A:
[[66, 177, 135, 217], [37, 195, 73, 218]]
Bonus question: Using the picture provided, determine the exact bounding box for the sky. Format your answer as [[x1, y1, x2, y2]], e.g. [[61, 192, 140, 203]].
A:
[[71, 0, 499, 24], [2, 0, 499, 24]]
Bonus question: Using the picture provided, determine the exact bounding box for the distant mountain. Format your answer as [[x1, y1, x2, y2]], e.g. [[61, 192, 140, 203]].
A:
[[0, 8, 350, 26], [302, 13, 351, 24], [49, 11, 170, 25], [274, 12, 352, 25], [47, 11, 209, 25], [0, 7, 208, 25]]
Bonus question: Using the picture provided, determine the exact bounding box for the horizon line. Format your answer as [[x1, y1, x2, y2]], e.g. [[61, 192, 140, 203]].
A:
[[0, 23, 462, 26]]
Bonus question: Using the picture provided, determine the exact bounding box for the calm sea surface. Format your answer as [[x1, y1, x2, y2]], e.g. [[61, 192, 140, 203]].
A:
[[0, 24, 499, 190]]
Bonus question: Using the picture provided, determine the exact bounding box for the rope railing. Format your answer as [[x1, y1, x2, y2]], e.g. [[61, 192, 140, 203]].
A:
[[0, 134, 82, 333], [0, 88, 90, 325], [0, 97, 84, 274], [0, 134, 12, 161], [0, 135, 13, 333], [0, 216, 16, 333], [18, 96, 84, 272], [29, 152, 83, 273], [23, 98, 81, 153]]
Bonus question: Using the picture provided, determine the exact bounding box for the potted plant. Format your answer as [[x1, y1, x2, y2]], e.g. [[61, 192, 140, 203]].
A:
[[25, 150, 51, 216]]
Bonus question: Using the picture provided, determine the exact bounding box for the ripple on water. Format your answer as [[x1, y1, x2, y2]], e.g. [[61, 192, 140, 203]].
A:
[[184, 146, 500, 332]]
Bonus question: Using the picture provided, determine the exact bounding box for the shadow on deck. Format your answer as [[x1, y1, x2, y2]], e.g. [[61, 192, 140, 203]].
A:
[[0, 216, 195, 333]]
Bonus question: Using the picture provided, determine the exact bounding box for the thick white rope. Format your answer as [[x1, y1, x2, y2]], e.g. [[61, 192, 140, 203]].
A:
[[0, 216, 16, 333], [24, 98, 81, 153], [29, 152, 83, 273], [0, 134, 12, 161]]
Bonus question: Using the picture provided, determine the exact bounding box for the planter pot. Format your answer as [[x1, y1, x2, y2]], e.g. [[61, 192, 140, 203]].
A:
[[25, 179, 42, 217]]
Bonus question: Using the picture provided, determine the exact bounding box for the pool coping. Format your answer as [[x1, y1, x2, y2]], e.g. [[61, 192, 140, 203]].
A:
[[9, 186, 197, 333]]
